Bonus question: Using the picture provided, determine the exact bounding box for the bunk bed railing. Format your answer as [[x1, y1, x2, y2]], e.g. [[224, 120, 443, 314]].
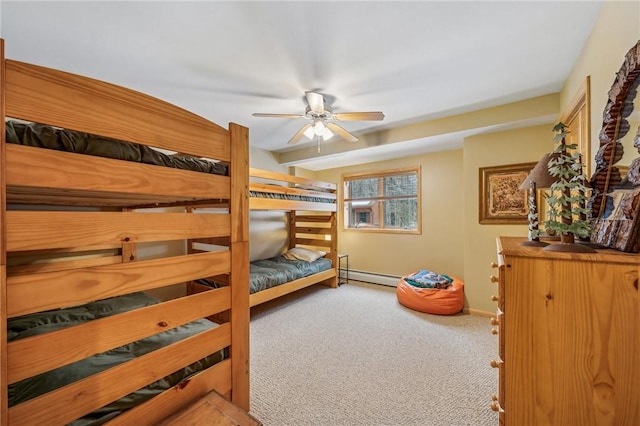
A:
[[1, 38, 250, 425], [249, 167, 337, 212], [5, 59, 231, 161], [6, 144, 231, 206]]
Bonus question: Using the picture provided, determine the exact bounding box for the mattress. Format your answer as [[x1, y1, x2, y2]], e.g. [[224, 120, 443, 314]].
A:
[[8, 292, 225, 425], [249, 255, 332, 293], [196, 255, 332, 294], [5, 120, 228, 176], [249, 190, 336, 204]]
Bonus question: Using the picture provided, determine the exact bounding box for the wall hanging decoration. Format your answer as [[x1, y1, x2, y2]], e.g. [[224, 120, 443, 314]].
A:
[[479, 162, 536, 224]]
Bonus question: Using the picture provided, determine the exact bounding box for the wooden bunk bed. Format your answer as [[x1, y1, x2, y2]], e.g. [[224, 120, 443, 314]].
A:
[[188, 168, 338, 307], [0, 38, 250, 425]]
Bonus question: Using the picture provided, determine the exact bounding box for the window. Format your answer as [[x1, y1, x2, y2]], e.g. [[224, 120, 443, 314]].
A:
[[342, 166, 421, 233]]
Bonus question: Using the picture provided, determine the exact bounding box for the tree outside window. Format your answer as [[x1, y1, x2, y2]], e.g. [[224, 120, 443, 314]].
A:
[[342, 167, 421, 233]]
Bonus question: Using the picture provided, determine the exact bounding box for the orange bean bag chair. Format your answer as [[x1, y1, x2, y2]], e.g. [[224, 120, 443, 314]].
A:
[[396, 272, 464, 315]]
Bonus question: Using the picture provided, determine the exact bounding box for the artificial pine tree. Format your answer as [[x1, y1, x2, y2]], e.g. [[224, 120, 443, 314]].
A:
[[543, 122, 595, 252]]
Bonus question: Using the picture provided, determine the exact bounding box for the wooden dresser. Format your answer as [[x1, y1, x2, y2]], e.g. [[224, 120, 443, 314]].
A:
[[490, 236, 640, 425]]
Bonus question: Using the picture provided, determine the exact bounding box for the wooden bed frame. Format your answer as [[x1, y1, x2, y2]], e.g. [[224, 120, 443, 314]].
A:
[[249, 168, 338, 306], [0, 39, 250, 425], [188, 168, 338, 308]]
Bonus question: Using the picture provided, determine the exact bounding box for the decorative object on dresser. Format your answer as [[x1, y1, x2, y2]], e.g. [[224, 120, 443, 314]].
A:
[[590, 40, 640, 252], [518, 152, 558, 246], [478, 162, 536, 224], [542, 122, 595, 252], [490, 237, 640, 425]]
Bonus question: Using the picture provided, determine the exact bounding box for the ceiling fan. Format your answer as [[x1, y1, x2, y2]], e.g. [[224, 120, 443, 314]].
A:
[[252, 91, 385, 151]]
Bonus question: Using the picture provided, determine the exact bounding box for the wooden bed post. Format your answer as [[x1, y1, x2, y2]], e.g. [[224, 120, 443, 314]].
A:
[[229, 122, 250, 412], [329, 211, 338, 288], [0, 37, 8, 426], [288, 211, 296, 250]]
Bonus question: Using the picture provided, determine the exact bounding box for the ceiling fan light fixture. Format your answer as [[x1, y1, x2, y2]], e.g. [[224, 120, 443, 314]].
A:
[[322, 127, 333, 141], [313, 120, 326, 136], [304, 120, 332, 140], [252, 90, 384, 146], [303, 125, 315, 139]]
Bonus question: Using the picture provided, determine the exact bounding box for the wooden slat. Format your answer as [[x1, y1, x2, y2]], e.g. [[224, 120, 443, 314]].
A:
[[249, 197, 336, 212], [8, 288, 230, 384], [6, 144, 230, 205], [295, 215, 334, 222], [191, 236, 231, 247], [295, 238, 333, 248], [108, 360, 232, 425], [249, 269, 336, 307], [7, 250, 231, 317], [7, 254, 123, 276], [8, 323, 231, 426], [250, 168, 336, 191], [295, 227, 332, 235], [7, 210, 230, 252], [5, 60, 230, 161]]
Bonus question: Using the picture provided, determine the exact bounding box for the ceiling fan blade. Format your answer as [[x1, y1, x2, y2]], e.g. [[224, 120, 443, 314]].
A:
[[326, 122, 358, 142], [288, 123, 313, 145], [252, 113, 306, 119], [305, 91, 325, 114], [333, 111, 385, 121]]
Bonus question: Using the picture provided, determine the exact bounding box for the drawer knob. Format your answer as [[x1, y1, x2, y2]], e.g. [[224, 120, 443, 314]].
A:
[[491, 295, 499, 302], [490, 262, 498, 268], [490, 317, 499, 326], [490, 275, 499, 283], [490, 359, 502, 368], [490, 401, 501, 412], [491, 327, 499, 335]]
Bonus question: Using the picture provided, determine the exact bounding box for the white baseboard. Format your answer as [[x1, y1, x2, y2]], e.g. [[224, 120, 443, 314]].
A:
[[348, 270, 400, 287]]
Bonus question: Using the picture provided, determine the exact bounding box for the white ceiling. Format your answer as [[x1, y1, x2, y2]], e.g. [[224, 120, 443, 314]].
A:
[[0, 1, 603, 170]]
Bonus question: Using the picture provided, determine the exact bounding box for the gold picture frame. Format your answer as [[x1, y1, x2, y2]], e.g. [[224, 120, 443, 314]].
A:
[[479, 162, 536, 224]]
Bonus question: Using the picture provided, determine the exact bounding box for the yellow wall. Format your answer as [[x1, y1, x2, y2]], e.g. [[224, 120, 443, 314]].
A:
[[315, 150, 466, 283], [463, 124, 552, 313]]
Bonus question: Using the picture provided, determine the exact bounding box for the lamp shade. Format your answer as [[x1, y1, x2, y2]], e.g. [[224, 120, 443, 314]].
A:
[[519, 153, 558, 190]]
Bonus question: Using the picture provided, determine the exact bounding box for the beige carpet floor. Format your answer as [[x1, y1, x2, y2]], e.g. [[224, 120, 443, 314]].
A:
[[249, 281, 499, 426]]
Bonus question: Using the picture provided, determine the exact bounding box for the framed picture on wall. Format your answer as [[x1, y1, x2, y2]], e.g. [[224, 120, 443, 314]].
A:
[[479, 162, 536, 224]]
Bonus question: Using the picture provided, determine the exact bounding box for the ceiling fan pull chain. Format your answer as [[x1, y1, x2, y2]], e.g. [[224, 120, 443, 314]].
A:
[[317, 136, 321, 153]]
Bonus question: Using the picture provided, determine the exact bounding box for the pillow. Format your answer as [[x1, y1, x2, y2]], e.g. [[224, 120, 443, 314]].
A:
[[282, 247, 326, 262]]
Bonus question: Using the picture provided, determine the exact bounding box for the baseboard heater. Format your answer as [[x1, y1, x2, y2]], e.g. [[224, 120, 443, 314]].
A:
[[348, 270, 401, 287]]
